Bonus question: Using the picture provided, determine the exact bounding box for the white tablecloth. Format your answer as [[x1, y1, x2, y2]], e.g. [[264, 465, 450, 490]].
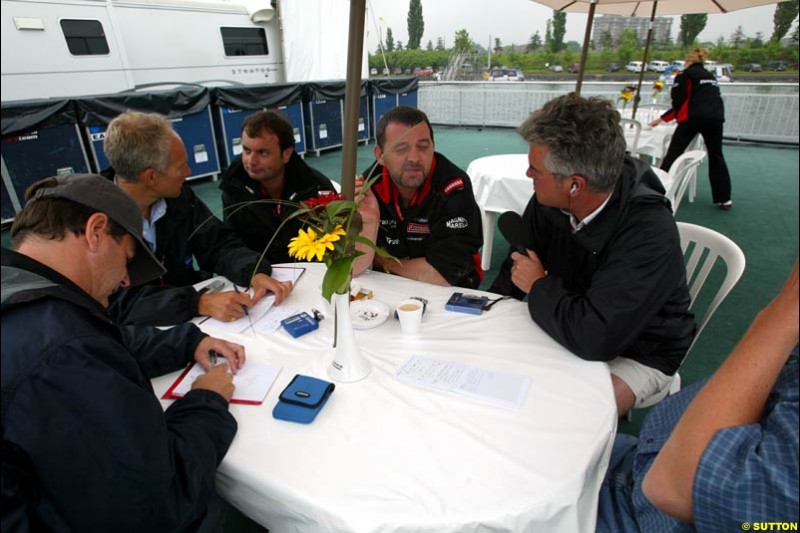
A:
[[153, 264, 617, 533], [466, 154, 532, 270], [621, 108, 677, 162]]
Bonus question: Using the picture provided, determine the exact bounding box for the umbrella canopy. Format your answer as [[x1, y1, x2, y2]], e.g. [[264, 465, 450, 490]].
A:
[[532, 0, 786, 104]]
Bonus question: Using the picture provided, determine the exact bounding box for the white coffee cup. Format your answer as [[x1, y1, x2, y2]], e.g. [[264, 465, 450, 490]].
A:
[[396, 298, 423, 335]]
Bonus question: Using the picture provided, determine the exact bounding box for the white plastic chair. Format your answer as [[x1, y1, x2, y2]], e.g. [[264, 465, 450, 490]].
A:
[[664, 150, 706, 214], [686, 134, 707, 202], [330, 180, 342, 193], [632, 222, 746, 414], [620, 118, 642, 158]]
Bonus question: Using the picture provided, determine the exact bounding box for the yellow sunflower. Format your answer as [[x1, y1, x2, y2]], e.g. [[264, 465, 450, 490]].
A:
[[288, 225, 347, 262]]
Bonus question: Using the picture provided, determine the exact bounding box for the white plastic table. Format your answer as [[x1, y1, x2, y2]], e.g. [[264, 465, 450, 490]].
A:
[[152, 263, 617, 533]]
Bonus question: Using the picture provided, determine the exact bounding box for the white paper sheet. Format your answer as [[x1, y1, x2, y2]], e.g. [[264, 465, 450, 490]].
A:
[[201, 267, 306, 334], [166, 361, 281, 405], [396, 356, 531, 410]]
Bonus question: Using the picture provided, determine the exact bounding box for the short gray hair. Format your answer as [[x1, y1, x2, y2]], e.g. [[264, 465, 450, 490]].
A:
[[103, 111, 175, 183], [517, 93, 626, 193]]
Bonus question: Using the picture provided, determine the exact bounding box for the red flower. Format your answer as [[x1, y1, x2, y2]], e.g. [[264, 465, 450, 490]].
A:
[[303, 191, 346, 209]]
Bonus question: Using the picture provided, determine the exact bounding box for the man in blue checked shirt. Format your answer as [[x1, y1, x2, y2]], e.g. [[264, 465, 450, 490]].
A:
[[597, 260, 799, 533]]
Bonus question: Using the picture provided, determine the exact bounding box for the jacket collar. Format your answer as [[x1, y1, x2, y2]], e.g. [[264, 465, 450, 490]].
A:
[[1, 248, 111, 322]]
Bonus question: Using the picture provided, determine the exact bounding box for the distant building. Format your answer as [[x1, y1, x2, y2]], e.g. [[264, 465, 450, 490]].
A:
[[593, 15, 673, 50]]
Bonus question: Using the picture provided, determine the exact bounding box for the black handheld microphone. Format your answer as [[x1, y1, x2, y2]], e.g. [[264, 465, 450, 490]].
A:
[[498, 211, 527, 256]]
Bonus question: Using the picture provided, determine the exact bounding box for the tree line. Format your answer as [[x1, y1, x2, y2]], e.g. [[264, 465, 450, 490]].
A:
[[370, 0, 798, 72]]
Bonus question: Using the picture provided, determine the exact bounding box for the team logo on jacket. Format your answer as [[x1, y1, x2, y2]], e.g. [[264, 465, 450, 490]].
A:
[[406, 223, 431, 234], [443, 178, 465, 195], [445, 217, 469, 229]]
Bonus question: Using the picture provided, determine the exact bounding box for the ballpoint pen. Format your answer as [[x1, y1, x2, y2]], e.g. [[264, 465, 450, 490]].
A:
[[233, 285, 256, 335], [208, 349, 218, 366]]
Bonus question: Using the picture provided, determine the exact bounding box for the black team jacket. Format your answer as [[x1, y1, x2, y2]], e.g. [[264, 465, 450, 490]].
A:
[[219, 152, 335, 265], [364, 152, 483, 289], [490, 157, 695, 375], [1, 248, 236, 531]]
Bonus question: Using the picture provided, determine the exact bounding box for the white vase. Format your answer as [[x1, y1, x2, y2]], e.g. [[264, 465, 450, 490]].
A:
[[326, 291, 371, 382]]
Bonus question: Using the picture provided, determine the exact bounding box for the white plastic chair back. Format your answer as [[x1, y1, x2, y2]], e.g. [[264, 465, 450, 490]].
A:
[[330, 180, 342, 193], [634, 223, 745, 412], [620, 118, 642, 157], [664, 150, 706, 214], [686, 134, 707, 202]]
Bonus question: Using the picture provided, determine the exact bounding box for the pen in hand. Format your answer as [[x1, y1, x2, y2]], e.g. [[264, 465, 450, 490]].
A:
[[209, 349, 218, 366], [232, 285, 250, 317]]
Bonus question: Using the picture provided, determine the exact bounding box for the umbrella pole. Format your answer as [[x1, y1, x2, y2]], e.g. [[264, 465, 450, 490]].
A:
[[340, 0, 367, 200], [632, 0, 658, 121], [575, 0, 597, 97]]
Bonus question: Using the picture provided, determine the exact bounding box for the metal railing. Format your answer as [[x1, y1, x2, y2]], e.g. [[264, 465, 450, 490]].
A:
[[418, 81, 800, 145]]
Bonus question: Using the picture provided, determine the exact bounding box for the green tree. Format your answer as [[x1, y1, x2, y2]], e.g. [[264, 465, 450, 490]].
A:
[[752, 32, 765, 48], [436, 37, 445, 50], [453, 28, 473, 52], [494, 38, 503, 54], [771, 0, 798, 43], [679, 14, 707, 47], [396, 41, 403, 51], [426, 40, 433, 51], [552, 11, 567, 53], [617, 28, 639, 64], [729, 26, 746, 48], [601, 30, 613, 50], [545, 20, 553, 52], [386, 27, 395, 52], [407, 0, 424, 49], [528, 31, 542, 53], [792, 24, 799, 45]]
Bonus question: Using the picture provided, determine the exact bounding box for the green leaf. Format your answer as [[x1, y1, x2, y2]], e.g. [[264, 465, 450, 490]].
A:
[[350, 235, 397, 260], [322, 256, 356, 301]]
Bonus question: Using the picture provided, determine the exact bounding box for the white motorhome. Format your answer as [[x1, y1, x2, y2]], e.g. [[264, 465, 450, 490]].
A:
[[1, 0, 361, 102]]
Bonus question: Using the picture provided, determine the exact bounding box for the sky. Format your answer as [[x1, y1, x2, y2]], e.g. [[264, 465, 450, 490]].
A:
[[364, 0, 783, 51]]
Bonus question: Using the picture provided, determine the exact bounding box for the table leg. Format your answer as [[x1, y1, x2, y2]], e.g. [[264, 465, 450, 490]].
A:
[[481, 210, 497, 271]]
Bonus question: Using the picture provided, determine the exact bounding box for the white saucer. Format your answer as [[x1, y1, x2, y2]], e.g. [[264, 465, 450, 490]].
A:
[[351, 300, 390, 330]]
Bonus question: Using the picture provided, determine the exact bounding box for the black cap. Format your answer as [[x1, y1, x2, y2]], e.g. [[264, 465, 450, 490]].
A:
[[32, 173, 165, 286]]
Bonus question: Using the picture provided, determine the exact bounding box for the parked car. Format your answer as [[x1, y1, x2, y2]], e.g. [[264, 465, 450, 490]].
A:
[[625, 61, 643, 73], [549, 64, 563, 72], [766, 60, 788, 71], [605, 62, 620, 72], [370, 67, 378, 76], [670, 60, 685, 70], [648, 60, 669, 72], [708, 64, 733, 82], [489, 67, 525, 81], [567, 63, 581, 74], [741, 63, 763, 72]]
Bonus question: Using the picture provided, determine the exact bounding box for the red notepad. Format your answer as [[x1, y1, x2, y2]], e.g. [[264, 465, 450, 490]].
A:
[[162, 361, 281, 405]]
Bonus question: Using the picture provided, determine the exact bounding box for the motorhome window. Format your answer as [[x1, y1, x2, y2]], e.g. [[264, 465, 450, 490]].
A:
[[221, 27, 268, 56], [60, 20, 109, 55]]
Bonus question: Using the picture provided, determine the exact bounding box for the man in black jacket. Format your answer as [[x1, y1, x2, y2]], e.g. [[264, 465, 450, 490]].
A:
[[220, 110, 336, 264], [490, 94, 695, 416], [353, 106, 483, 288], [1, 174, 243, 531], [104, 111, 293, 326]]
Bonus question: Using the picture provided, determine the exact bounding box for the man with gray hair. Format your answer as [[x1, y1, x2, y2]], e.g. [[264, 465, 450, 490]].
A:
[[490, 94, 695, 416], [103, 111, 293, 326]]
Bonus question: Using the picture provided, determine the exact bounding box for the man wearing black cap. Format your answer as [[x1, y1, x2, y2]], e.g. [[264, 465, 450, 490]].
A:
[[1, 174, 244, 531]]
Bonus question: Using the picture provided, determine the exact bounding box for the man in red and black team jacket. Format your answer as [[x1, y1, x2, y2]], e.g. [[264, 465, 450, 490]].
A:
[[353, 106, 483, 288], [650, 47, 733, 209]]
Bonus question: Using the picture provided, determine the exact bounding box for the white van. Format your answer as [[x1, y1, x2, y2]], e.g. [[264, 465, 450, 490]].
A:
[[648, 60, 669, 72], [707, 64, 733, 82], [625, 61, 644, 73]]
